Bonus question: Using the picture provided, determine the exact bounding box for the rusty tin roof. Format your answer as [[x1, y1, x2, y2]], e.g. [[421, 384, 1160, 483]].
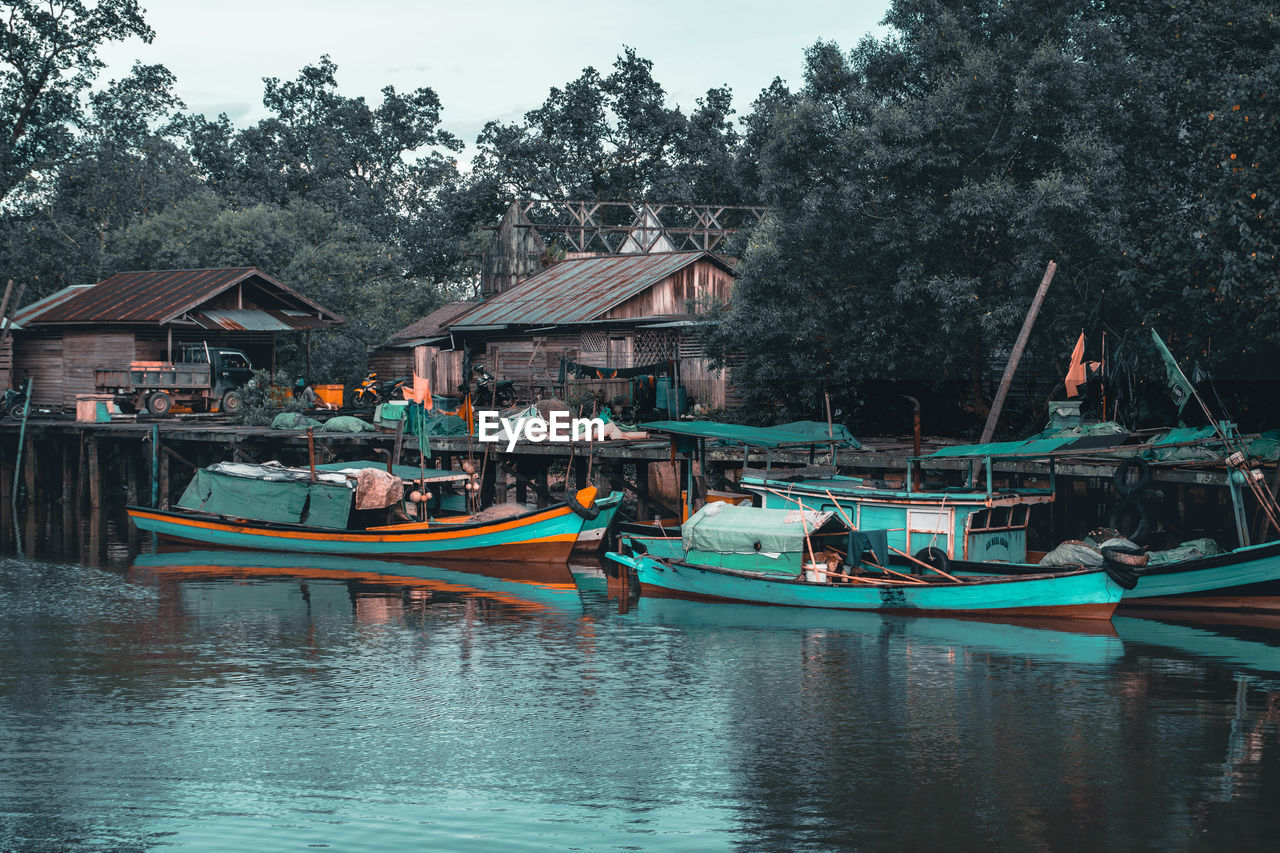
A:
[[388, 300, 481, 342], [26, 267, 342, 327], [451, 252, 733, 329]]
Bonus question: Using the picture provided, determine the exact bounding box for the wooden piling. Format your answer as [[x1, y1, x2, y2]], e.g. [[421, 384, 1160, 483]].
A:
[[159, 447, 170, 510], [87, 436, 101, 508]]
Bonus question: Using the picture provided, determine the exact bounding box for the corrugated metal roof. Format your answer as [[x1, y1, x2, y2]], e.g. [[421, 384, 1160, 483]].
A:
[[27, 267, 342, 326], [9, 284, 95, 328], [188, 309, 333, 332], [388, 300, 479, 342], [451, 252, 732, 328]]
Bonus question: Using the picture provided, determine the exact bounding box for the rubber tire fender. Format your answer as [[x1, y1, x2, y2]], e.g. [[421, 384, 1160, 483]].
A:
[[1102, 561, 1141, 590], [1108, 496, 1150, 542], [566, 489, 601, 520], [913, 546, 950, 577], [1113, 458, 1152, 496]]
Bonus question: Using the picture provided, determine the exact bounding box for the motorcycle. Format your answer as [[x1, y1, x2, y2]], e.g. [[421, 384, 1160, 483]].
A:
[[349, 372, 409, 408], [460, 364, 516, 409], [2, 379, 30, 420]]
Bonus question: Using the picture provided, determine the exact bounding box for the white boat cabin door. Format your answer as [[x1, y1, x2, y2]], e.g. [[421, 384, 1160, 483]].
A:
[[906, 508, 954, 558]]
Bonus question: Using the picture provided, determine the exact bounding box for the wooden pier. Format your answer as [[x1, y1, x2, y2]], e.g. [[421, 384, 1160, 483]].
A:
[[1, 416, 1271, 555]]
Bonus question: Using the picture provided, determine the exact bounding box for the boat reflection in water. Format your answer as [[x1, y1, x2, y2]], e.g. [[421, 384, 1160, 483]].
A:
[[628, 595, 1125, 667], [129, 548, 595, 620], [1114, 614, 1280, 681]]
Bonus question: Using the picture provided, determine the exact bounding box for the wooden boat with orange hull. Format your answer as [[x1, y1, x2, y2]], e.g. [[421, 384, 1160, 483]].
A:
[[128, 459, 601, 563], [128, 487, 599, 564]]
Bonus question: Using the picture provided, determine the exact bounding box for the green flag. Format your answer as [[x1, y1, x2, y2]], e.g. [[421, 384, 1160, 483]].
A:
[[1151, 329, 1194, 414]]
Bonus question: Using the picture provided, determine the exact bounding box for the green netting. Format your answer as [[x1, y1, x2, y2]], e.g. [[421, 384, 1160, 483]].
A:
[[271, 411, 323, 430], [320, 416, 376, 433], [177, 468, 353, 529]]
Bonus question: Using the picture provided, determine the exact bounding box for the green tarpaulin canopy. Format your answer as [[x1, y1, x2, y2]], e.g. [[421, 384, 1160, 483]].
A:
[[177, 466, 354, 529], [641, 419, 860, 449], [683, 503, 834, 557]]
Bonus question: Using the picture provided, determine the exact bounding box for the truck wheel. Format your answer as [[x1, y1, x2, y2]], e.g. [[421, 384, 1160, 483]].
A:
[[147, 391, 173, 417], [220, 390, 244, 414]]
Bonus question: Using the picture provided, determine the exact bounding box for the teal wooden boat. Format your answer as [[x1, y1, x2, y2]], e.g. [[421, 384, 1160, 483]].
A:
[[128, 461, 601, 563], [740, 473, 1052, 564], [608, 503, 1124, 619], [934, 539, 1280, 609], [570, 490, 624, 551]]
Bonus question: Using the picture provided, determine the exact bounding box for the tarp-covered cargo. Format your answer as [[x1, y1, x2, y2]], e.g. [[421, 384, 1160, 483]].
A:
[[680, 502, 839, 576], [177, 462, 355, 529]]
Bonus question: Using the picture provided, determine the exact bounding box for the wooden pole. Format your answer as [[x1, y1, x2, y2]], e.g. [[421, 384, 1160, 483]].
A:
[[888, 545, 964, 583], [159, 444, 170, 510], [151, 423, 160, 508], [87, 436, 101, 509], [0, 279, 13, 346], [0, 279, 25, 355], [981, 261, 1057, 444], [306, 428, 317, 482], [392, 417, 405, 467], [12, 381, 31, 512]]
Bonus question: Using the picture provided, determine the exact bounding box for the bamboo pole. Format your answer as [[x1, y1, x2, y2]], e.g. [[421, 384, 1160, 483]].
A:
[[888, 545, 964, 583], [11, 379, 31, 516], [981, 261, 1057, 444]]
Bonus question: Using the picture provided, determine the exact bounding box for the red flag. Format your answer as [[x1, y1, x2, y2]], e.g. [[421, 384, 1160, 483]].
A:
[[1065, 333, 1088, 397]]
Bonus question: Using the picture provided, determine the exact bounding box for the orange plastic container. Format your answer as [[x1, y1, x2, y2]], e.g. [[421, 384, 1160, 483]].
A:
[[315, 384, 344, 407]]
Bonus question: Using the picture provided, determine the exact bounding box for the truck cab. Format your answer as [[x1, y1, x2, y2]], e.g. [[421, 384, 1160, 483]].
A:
[[181, 346, 255, 398]]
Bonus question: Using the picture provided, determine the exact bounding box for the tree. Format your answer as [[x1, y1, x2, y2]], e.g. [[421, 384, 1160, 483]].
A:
[[179, 56, 462, 249], [0, 0, 156, 204], [710, 3, 1152, 429], [471, 47, 744, 205], [109, 192, 436, 382]]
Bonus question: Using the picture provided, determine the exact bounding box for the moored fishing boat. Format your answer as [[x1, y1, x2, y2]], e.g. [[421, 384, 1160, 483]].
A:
[[608, 503, 1126, 619], [128, 460, 600, 563]]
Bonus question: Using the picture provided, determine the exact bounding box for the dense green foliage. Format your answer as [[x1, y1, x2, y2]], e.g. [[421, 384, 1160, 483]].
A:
[[0, 0, 1276, 428]]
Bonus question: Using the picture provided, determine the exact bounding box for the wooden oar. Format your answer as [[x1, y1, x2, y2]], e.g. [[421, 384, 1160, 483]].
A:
[[889, 545, 964, 583]]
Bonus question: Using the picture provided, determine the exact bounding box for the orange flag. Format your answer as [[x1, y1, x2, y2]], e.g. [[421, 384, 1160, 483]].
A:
[[401, 372, 433, 408], [1065, 333, 1088, 397]]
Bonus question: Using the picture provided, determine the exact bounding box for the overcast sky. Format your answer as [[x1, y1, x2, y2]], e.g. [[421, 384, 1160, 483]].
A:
[[98, 0, 889, 158]]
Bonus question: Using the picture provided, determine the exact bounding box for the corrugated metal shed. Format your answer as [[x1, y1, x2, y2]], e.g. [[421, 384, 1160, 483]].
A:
[[28, 267, 341, 326], [451, 252, 732, 329]]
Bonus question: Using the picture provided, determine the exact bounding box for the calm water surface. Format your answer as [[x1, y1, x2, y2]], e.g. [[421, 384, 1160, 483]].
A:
[[1, 509, 1278, 850]]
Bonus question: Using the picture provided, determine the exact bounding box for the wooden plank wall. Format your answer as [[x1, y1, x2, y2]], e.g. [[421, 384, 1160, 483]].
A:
[[602, 259, 734, 320], [61, 330, 136, 407], [12, 332, 65, 406], [0, 337, 11, 390]]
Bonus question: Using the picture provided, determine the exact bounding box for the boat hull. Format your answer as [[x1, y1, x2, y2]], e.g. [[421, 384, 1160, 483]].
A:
[[1120, 541, 1280, 607], [610, 553, 1122, 619], [571, 491, 624, 552], [946, 540, 1280, 608], [128, 503, 587, 563]]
